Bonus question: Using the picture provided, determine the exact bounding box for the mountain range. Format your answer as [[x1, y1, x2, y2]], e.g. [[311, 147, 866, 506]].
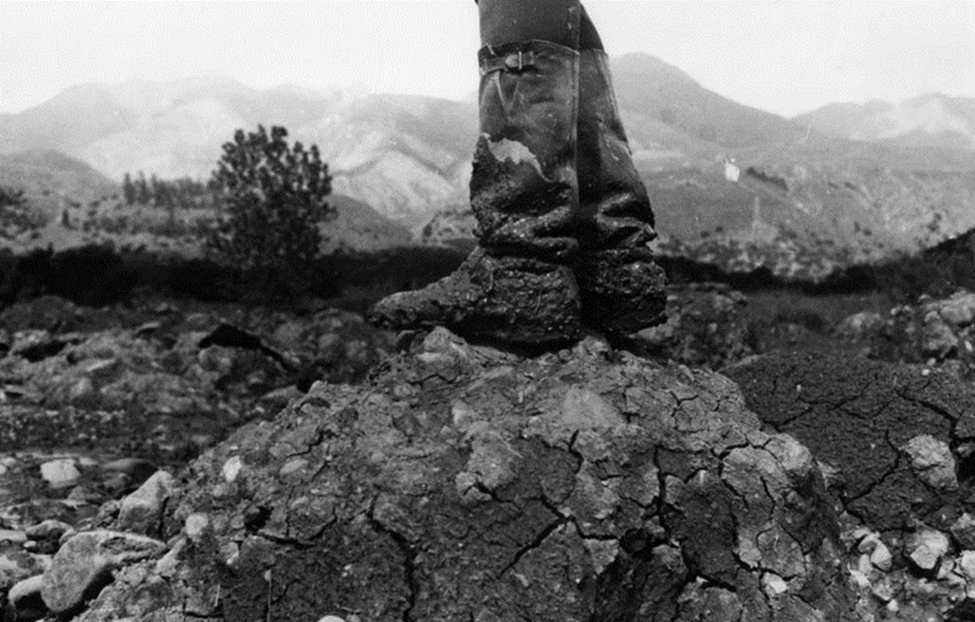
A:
[[794, 94, 975, 150], [1, 54, 974, 281]]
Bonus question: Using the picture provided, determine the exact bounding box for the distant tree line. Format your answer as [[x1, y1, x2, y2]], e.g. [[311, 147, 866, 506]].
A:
[[122, 171, 215, 208], [0, 185, 45, 240]]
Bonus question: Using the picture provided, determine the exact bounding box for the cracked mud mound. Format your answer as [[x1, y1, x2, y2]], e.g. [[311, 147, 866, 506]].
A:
[[726, 350, 975, 532], [725, 349, 975, 620], [75, 329, 865, 622]]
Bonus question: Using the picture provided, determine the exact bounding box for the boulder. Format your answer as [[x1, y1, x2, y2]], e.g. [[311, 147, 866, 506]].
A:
[[75, 329, 865, 621], [41, 530, 166, 616]]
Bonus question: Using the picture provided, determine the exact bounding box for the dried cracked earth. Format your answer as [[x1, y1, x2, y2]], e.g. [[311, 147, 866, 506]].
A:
[[69, 328, 862, 621]]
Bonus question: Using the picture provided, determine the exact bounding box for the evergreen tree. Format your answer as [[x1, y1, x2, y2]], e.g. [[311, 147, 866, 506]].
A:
[[204, 125, 333, 300], [136, 171, 150, 204], [122, 172, 136, 205]]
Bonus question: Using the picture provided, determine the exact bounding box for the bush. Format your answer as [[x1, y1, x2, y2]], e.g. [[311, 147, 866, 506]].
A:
[[204, 125, 334, 302]]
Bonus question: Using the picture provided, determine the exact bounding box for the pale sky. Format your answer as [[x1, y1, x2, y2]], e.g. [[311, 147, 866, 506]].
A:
[[1, 0, 973, 118]]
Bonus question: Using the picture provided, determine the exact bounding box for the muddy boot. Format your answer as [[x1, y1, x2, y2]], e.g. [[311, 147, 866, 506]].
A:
[[574, 47, 667, 335], [369, 41, 584, 347]]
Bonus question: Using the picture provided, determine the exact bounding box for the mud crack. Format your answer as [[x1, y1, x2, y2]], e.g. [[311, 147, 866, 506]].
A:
[[367, 506, 419, 622]]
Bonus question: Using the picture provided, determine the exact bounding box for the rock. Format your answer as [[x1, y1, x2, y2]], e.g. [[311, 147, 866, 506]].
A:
[[845, 289, 975, 366], [25, 520, 72, 555], [636, 283, 751, 369], [959, 551, 975, 582], [134, 321, 161, 337], [78, 329, 863, 621], [0, 296, 81, 334], [906, 529, 950, 574], [116, 471, 175, 536], [903, 434, 958, 491], [834, 311, 885, 341], [951, 514, 975, 550], [41, 530, 166, 616], [257, 385, 302, 414], [39, 459, 81, 489], [933, 291, 975, 327], [857, 532, 893, 572], [922, 310, 958, 358], [0, 530, 27, 545], [7, 574, 47, 622], [100, 459, 157, 494], [183, 514, 208, 543], [0, 549, 50, 594]]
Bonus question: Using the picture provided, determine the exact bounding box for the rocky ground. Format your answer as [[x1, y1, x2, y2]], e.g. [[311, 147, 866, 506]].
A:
[[5, 286, 975, 620], [0, 293, 394, 621]]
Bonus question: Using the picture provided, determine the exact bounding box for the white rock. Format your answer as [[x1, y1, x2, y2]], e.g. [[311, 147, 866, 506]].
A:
[[762, 572, 789, 596], [907, 529, 950, 572], [937, 291, 975, 326], [0, 529, 27, 545], [849, 569, 870, 589], [952, 514, 975, 550], [117, 470, 174, 535], [903, 435, 958, 490], [857, 533, 893, 572], [184, 513, 209, 542], [959, 551, 975, 581], [222, 456, 243, 483], [39, 459, 81, 489], [870, 576, 894, 603]]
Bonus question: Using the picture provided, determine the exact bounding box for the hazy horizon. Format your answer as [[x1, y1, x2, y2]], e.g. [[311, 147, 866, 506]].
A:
[[1, 0, 973, 118]]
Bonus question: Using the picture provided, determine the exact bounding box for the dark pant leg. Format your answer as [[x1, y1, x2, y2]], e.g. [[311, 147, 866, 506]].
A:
[[578, 4, 604, 51], [478, 0, 581, 48]]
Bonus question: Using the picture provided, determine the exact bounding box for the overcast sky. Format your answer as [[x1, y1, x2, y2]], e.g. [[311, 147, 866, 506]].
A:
[[1, 0, 973, 118]]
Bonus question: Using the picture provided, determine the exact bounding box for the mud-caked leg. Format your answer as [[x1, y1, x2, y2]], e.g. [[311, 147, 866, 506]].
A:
[[368, 1, 586, 346], [573, 13, 667, 335]]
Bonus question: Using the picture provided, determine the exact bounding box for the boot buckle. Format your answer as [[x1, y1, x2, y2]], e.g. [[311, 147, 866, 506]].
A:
[[481, 46, 537, 75], [503, 50, 536, 71]]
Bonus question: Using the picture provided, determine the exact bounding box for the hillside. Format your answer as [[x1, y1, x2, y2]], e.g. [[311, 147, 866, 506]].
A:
[[0, 149, 120, 224], [612, 54, 807, 149], [322, 194, 413, 253], [795, 93, 975, 151]]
